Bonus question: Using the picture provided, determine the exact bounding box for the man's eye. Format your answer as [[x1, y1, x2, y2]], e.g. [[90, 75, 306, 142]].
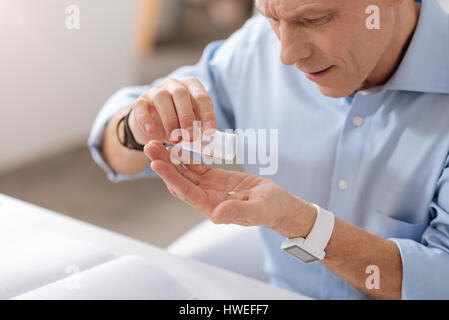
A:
[[304, 15, 332, 25]]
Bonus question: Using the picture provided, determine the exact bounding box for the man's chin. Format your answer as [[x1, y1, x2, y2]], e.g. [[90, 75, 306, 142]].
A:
[[315, 84, 356, 98], [304, 69, 358, 98]]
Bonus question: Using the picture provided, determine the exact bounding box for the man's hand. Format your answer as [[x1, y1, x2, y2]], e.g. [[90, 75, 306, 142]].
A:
[[129, 77, 217, 145], [144, 140, 317, 238], [145, 140, 404, 299]]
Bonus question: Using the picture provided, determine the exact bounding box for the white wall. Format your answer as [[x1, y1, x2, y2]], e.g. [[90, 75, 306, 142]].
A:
[[0, 0, 448, 173], [0, 0, 136, 172], [441, 0, 449, 11]]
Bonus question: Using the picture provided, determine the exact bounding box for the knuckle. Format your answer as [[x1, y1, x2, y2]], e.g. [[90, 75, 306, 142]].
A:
[[166, 77, 183, 89], [183, 77, 199, 84], [178, 113, 194, 125], [162, 77, 175, 86], [132, 101, 147, 118], [171, 86, 188, 98], [152, 88, 169, 101], [165, 116, 180, 129], [134, 98, 147, 108], [183, 76, 197, 82], [200, 110, 216, 121], [192, 92, 212, 104], [148, 86, 159, 95]]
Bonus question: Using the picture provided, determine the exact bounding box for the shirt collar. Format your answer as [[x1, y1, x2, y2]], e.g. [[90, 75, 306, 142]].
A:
[[384, 0, 449, 94]]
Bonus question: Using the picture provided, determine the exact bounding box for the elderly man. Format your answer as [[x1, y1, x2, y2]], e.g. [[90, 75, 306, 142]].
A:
[[88, 0, 449, 299]]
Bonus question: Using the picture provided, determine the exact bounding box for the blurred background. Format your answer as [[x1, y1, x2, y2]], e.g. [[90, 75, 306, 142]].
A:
[[0, 0, 254, 247]]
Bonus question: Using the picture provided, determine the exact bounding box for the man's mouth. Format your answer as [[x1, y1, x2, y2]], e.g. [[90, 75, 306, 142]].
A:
[[303, 66, 334, 82]]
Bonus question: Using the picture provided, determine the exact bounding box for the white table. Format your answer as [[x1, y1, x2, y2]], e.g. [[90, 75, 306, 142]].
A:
[[0, 193, 309, 300]]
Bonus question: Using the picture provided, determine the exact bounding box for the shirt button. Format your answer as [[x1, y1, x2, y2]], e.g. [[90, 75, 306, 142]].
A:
[[352, 116, 364, 127], [338, 179, 349, 191]]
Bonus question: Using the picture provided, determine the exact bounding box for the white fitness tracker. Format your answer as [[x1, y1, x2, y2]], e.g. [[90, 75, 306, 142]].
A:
[[281, 204, 335, 263]]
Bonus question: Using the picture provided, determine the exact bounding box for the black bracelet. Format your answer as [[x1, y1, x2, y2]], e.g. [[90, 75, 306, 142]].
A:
[[116, 109, 146, 151]]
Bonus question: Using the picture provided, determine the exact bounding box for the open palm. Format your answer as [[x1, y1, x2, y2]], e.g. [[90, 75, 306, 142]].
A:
[[144, 140, 295, 229]]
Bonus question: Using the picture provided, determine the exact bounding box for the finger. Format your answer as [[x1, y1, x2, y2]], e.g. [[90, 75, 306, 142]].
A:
[[150, 141, 208, 175], [167, 146, 210, 175], [144, 140, 182, 168], [146, 87, 181, 143], [144, 141, 201, 185], [144, 140, 169, 161], [167, 79, 197, 141], [150, 159, 206, 207], [183, 78, 216, 133], [168, 186, 177, 197], [166, 145, 194, 165], [168, 147, 202, 185], [183, 162, 210, 175], [131, 99, 164, 140]]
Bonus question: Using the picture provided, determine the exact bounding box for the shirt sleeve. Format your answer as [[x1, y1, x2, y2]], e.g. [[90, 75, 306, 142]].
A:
[[87, 40, 237, 183], [389, 154, 449, 299]]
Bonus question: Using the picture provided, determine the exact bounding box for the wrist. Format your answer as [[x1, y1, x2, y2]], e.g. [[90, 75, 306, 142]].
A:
[[128, 109, 148, 146], [280, 195, 318, 239], [103, 108, 150, 174]]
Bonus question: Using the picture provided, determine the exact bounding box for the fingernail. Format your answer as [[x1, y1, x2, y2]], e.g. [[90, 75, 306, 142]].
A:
[[144, 123, 152, 132]]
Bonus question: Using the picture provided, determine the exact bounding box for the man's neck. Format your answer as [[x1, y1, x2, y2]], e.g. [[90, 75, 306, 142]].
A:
[[360, 0, 421, 90]]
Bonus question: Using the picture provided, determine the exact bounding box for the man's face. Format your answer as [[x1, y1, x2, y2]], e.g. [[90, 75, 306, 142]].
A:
[[256, 0, 398, 97]]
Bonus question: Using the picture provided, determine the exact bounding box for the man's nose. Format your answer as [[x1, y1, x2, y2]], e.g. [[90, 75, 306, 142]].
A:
[[279, 22, 312, 66]]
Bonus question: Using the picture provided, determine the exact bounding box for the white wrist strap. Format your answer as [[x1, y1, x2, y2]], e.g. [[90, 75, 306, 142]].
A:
[[303, 204, 335, 253]]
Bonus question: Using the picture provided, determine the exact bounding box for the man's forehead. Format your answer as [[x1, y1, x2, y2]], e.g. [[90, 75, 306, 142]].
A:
[[256, 0, 338, 17], [256, 0, 330, 10]]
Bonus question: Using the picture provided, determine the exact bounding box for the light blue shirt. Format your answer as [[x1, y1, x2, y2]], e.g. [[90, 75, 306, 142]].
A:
[[88, 0, 449, 299]]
